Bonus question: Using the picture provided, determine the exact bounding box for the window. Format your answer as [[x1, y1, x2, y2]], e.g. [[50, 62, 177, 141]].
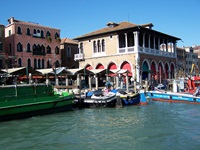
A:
[[46, 45, 51, 54], [38, 59, 41, 69], [67, 46, 71, 57], [27, 43, 31, 52], [102, 39, 105, 52], [18, 58, 22, 67], [27, 59, 31, 68], [9, 30, 11, 36], [17, 26, 22, 34], [26, 28, 31, 35], [46, 31, 51, 37], [17, 42, 23, 52], [41, 30, 44, 38], [42, 59, 44, 68], [34, 58, 37, 69], [80, 43, 83, 53], [93, 41, 97, 53], [33, 29, 37, 34], [97, 40, 101, 52], [55, 32, 59, 39], [55, 46, 59, 54]]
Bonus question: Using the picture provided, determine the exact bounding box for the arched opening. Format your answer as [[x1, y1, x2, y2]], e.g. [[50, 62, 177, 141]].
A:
[[142, 61, 149, 80], [120, 61, 132, 76], [96, 63, 104, 69]]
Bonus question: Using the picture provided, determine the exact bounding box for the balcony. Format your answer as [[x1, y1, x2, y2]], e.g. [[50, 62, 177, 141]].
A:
[[74, 53, 84, 61]]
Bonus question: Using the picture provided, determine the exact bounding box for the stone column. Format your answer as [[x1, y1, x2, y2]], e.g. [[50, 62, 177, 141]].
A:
[[125, 33, 128, 52], [95, 74, 98, 90], [88, 75, 92, 90], [65, 75, 69, 86], [126, 73, 129, 92], [134, 31, 139, 52]]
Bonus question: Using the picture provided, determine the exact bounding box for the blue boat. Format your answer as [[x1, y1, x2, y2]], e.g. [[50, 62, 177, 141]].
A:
[[146, 90, 200, 104], [112, 89, 140, 105]]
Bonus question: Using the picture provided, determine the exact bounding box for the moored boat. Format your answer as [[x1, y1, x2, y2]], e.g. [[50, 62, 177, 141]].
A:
[[75, 90, 116, 107], [146, 90, 200, 104], [0, 84, 74, 121], [114, 89, 140, 105]]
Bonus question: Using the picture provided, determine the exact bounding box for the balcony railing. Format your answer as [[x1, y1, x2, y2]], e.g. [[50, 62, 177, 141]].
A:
[[74, 53, 84, 61]]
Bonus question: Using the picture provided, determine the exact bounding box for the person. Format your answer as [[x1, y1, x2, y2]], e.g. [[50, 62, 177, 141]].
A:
[[103, 81, 112, 95], [130, 77, 134, 85]]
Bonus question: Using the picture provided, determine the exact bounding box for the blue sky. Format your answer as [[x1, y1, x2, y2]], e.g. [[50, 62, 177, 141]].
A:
[[1, 0, 199, 47]]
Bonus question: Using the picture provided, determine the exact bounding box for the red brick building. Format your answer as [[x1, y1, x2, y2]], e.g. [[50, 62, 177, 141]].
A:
[[5, 17, 61, 69]]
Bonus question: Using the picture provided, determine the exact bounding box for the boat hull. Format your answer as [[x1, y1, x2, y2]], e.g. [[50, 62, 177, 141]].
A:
[[146, 90, 200, 104], [120, 93, 140, 105], [0, 84, 74, 121]]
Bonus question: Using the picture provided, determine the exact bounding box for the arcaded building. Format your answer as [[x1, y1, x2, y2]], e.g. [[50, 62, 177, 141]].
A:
[[5, 17, 61, 69], [74, 21, 180, 83]]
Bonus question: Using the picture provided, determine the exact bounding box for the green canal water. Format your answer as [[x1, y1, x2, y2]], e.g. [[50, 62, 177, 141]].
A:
[[1, 101, 200, 150]]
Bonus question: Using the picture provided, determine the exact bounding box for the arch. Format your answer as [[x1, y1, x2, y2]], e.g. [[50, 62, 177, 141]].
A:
[[85, 64, 93, 70], [164, 62, 170, 79], [170, 63, 175, 79], [120, 61, 132, 76], [108, 62, 117, 70], [158, 61, 164, 82], [96, 63, 104, 69], [151, 61, 157, 78], [142, 60, 150, 80]]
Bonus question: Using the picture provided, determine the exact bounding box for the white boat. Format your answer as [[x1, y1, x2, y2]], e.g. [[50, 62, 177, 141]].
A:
[[75, 90, 116, 107]]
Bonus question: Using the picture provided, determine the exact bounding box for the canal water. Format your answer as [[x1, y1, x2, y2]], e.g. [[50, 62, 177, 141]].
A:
[[1, 101, 200, 150]]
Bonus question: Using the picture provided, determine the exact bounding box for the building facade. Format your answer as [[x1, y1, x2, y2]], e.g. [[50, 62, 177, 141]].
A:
[[60, 38, 79, 69], [0, 24, 6, 69], [5, 17, 61, 69], [74, 21, 180, 83]]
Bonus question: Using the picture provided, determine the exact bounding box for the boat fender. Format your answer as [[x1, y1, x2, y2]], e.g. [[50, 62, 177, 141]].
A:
[[170, 95, 172, 100], [194, 98, 196, 102]]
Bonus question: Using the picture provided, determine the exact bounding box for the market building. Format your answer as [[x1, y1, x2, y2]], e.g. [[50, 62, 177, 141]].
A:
[[74, 21, 180, 83]]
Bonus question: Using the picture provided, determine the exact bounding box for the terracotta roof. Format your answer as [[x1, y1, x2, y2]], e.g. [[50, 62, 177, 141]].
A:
[[193, 46, 200, 50], [74, 21, 153, 39], [61, 38, 78, 45], [7, 17, 60, 30]]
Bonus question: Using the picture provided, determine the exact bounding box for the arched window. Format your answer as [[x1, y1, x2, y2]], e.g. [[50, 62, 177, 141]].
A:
[[55, 46, 59, 54], [17, 42, 23, 52], [46, 45, 51, 54], [41, 30, 44, 38], [17, 26, 22, 34], [42, 59, 45, 68], [18, 58, 22, 67], [27, 59, 31, 68], [34, 58, 37, 69], [97, 40, 101, 52], [55, 32, 59, 39], [27, 43, 31, 52], [46, 31, 51, 37], [38, 59, 41, 69], [33, 29, 37, 34], [93, 41, 97, 53], [102, 39, 105, 52], [26, 28, 30, 35], [67, 46, 71, 57]]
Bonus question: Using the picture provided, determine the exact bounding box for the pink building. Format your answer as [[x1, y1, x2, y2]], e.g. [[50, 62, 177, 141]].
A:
[[5, 17, 61, 69]]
